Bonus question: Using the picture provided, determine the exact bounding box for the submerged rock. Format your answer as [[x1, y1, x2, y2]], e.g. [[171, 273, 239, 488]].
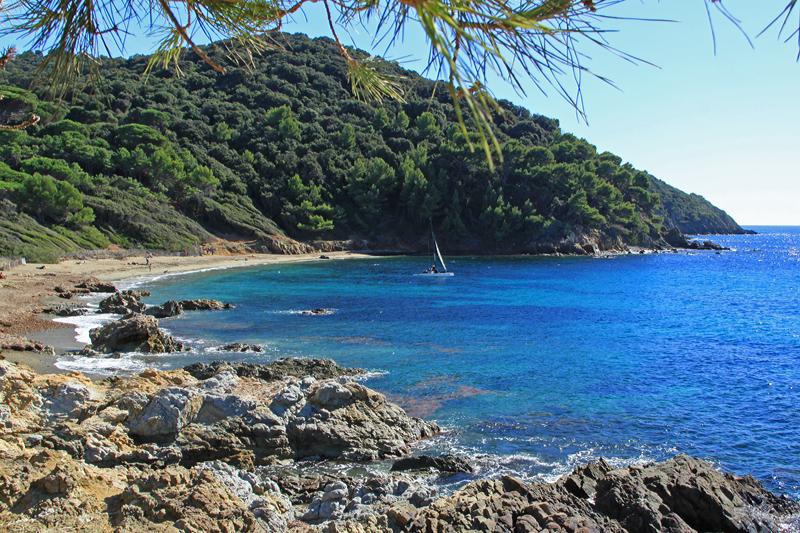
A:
[[88, 314, 185, 353], [391, 454, 474, 474]]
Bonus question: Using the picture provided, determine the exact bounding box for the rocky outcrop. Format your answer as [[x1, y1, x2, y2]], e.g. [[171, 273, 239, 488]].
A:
[[179, 299, 234, 311], [75, 279, 117, 293], [405, 455, 798, 533], [0, 358, 795, 533], [41, 303, 88, 317], [0, 334, 54, 355], [98, 290, 146, 314], [391, 454, 474, 474], [184, 358, 363, 381], [144, 298, 234, 318], [0, 357, 442, 531], [144, 299, 183, 318], [219, 343, 264, 353], [664, 228, 728, 251], [88, 314, 185, 353]]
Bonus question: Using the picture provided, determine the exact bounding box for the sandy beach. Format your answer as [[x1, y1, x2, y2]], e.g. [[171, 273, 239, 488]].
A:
[[0, 251, 371, 367]]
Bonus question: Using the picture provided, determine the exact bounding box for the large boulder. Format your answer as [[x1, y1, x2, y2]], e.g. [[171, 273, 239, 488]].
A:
[[89, 314, 185, 353], [98, 291, 146, 315]]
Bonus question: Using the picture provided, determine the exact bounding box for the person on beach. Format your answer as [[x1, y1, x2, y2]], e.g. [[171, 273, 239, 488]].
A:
[[145, 253, 153, 271]]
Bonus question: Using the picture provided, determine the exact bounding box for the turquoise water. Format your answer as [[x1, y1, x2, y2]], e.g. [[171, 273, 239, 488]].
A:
[[102, 228, 800, 494]]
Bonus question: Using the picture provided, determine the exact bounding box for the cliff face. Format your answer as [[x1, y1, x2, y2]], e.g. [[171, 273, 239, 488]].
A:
[[650, 177, 747, 234], [0, 34, 744, 261]]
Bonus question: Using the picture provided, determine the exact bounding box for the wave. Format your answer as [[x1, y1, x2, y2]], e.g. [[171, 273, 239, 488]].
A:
[[350, 369, 389, 381], [271, 308, 338, 316], [55, 353, 152, 376], [52, 312, 119, 344], [410, 430, 662, 492]]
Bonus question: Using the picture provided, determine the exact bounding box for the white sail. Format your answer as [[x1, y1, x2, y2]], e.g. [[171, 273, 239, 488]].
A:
[[434, 237, 447, 272]]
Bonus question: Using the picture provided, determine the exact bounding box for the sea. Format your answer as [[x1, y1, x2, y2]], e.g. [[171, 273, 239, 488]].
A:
[[55, 226, 800, 496]]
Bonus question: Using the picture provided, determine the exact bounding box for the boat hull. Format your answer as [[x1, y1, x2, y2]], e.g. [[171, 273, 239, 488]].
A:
[[414, 272, 455, 277]]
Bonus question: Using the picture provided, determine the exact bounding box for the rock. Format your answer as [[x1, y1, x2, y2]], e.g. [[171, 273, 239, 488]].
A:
[[41, 304, 88, 317], [408, 456, 800, 533], [113, 466, 264, 532], [288, 381, 439, 460], [42, 380, 98, 419], [127, 387, 202, 438], [98, 291, 146, 314], [179, 299, 234, 311], [219, 343, 264, 353], [0, 357, 796, 533], [0, 335, 55, 355], [311, 381, 353, 409], [35, 465, 77, 495], [144, 299, 183, 318], [89, 314, 185, 353], [390, 454, 474, 474], [75, 279, 117, 293], [184, 358, 362, 382]]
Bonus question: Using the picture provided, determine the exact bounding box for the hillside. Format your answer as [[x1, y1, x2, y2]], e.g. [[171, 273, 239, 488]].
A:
[[649, 177, 746, 234], [0, 33, 744, 262]]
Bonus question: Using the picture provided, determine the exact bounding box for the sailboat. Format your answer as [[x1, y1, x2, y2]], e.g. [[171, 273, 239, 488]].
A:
[[416, 228, 454, 277]]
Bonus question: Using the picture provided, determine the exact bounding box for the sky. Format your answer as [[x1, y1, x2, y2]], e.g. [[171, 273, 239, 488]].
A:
[[2, 1, 798, 225]]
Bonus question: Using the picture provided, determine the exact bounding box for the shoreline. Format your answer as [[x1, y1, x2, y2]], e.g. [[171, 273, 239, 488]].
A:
[[1, 246, 724, 373], [0, 250, 374, 369]]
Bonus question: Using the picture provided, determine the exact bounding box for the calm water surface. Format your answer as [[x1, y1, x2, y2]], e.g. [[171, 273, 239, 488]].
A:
[[61, 227, 800, 495]]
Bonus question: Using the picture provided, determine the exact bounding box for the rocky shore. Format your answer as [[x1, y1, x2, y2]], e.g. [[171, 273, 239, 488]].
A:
[[0, 355, 796, 532], [2, 257, 797, 532]]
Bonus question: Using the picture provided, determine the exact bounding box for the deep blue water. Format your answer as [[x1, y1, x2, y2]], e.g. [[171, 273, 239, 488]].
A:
[[76, 227, 800, 495]]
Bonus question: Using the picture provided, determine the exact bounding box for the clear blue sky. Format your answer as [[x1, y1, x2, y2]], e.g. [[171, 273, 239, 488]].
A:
[[2, 1, 797, 224]]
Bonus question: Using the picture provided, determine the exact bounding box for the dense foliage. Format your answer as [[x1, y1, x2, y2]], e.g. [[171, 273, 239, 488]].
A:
[[0, 33, 742, 261]]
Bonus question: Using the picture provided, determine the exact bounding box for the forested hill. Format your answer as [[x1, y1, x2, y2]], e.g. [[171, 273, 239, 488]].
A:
[[0, 33, 744, 261], [649, 178, 745, 235]]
